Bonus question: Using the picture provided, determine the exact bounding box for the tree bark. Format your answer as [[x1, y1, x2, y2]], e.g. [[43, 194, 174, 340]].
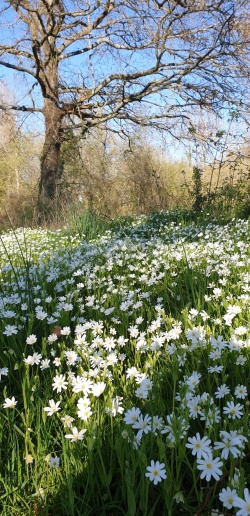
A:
[[39, 98, 63, 201]]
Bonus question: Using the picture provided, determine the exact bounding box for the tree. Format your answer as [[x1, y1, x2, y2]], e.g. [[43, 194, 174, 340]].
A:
[[0, 0, 248, 203], [0, 81, 16, 148], [0, 82, 40, 211]]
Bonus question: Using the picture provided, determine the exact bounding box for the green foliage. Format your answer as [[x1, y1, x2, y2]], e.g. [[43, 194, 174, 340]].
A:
[[62, 208, 110, 240], [182, 164, 250, 220], [206, 172, 250, 219]]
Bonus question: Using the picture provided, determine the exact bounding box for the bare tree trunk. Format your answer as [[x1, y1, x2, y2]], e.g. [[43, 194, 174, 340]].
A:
[[39, 99, 63, 202]]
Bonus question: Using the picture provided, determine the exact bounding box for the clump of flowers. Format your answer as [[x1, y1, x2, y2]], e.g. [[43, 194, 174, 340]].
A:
[[0, 214, 249, 514]]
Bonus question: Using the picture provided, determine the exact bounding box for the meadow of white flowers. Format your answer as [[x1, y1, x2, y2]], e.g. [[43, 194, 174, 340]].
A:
[[0, 211, 249, 515]]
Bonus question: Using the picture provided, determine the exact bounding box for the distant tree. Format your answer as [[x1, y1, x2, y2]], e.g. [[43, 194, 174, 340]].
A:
[[0, 82, 16, 147], [0, 82, 41, 212], [0, 0, 248, 203]]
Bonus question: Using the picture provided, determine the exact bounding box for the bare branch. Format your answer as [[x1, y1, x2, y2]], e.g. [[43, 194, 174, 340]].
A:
[[0, 59, 37, 78], [0, 103, 43, 112]]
